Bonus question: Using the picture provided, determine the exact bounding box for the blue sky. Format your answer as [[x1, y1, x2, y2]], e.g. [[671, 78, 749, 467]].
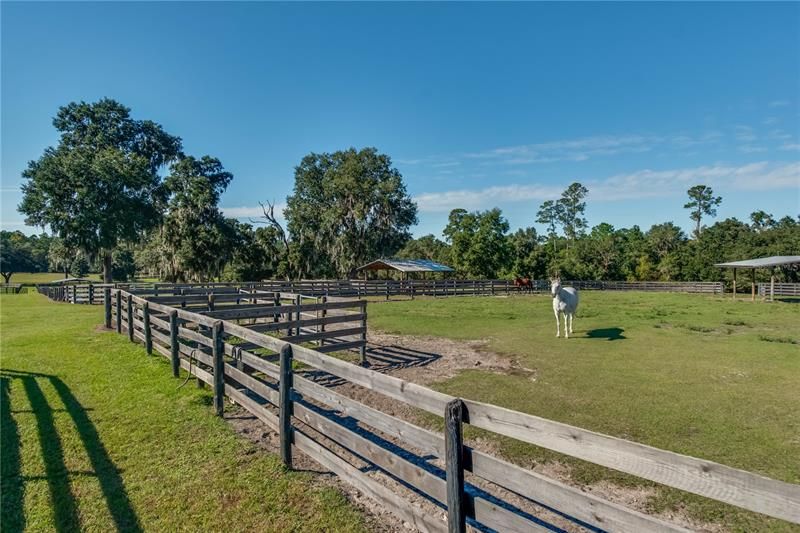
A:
[[2, 2, 799, 239]]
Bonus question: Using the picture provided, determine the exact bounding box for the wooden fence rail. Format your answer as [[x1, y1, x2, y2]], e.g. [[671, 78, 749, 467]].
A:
[[38, 279, 725, 305], [38, 286, 795, 531], [758, 282, 800, 297]]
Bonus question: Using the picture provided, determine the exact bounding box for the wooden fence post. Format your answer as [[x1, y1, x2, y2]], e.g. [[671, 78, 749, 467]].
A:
[[127, 297, 134, 342], [89, 284, 95, 305], [169, 310, 179, 378], [208, 293, 215, 312], [212, 321, 224, 416], [360, 301, 368, 367], [319, 295, 327, 347], [103, 288, 111, 328], [273, 292, 280, 324], [143, 302, 152, 355], [445, 398, 466, 533], [71, 285, 77, 304], [279, 343, 294, 468], [115, 290, 122, 333]]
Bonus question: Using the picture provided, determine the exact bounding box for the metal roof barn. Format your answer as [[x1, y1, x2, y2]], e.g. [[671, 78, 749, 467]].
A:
[[356, 259, 454, 279], [714, 255, 800, 301], [357, 259, 454, 273]]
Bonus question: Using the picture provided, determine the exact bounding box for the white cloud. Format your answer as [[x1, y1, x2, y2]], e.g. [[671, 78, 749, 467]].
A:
[[414, 161, 800, 212], [222, 203, 286, 220], [415, 184, 561, 213], [738, 145, 768, 154], [780, 143, 800, 152]]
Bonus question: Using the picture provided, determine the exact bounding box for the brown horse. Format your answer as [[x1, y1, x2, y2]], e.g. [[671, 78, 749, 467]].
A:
[[514, 277, 533, 293]]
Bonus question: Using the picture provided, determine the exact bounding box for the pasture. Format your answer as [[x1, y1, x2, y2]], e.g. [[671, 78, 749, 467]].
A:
[[0, 293, 365, 532], [369, 291, 800, 530], [7, 272, 102, 284]]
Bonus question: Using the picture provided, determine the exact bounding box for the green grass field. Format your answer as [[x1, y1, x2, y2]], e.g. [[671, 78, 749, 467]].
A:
[[6, 272, 102, 285], [0, 293, 365, 532], [370, 292, 800, 531]]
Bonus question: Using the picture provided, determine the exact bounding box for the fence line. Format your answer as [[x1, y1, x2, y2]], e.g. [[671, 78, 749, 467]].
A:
[[758, 282, 800, 297], [37, 286, 798, 531], [38, 279, 725, 304]]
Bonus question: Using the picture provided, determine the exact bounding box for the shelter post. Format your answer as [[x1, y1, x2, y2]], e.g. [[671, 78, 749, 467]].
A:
[[733, 268, 737, 300], [751, 269, 756, 302]]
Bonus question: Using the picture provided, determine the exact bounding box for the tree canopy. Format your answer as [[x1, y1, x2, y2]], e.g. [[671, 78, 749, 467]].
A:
[[18, 99, 182, 282], [284, 147, 417, 278]]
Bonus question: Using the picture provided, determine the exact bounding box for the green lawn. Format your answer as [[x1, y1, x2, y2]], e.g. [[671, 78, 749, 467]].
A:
[[7, 272, 102, 285], [369, 292, 800, 531], [0, 293, 365, 532]]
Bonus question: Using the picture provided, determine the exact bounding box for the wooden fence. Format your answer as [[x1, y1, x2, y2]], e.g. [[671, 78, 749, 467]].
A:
[[37, 283, 114, 304], [0, 283, 23, 294], [40, 286, 797, 531], [39, 279, 724, 304], [758, 282, 800, 297]]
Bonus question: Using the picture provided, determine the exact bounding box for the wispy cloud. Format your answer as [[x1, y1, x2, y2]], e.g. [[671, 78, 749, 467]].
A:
[[780, 143, 800, 152], [414, 161, 800, 212], [415, 184, 562, 213], [768, 100, 791, 108]]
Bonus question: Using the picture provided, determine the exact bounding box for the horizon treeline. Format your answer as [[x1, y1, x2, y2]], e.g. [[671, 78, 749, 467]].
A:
[[2, 98, 798, 285]]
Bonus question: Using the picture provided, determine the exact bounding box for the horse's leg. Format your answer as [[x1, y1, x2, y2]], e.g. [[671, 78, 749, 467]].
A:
[[569, 312, 574, 334], [564, 312, 569, 339], [554, 308, 560, 337]]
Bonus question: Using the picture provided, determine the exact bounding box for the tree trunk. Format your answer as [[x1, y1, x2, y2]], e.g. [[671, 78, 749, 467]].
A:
[[103, 251, 113, 283], [1, 272, 11, 283]]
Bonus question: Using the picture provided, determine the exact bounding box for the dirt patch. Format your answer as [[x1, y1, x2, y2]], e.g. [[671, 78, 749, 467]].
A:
[[364, 330, 537, 385]]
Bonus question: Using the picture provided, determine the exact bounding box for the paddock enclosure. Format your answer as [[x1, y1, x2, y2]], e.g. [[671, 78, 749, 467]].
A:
[[38, 278, 727, 305], [37, 282, 800, 532]]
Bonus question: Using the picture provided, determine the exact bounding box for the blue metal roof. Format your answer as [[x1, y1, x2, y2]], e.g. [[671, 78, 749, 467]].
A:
[[357, 259, 454, 273]]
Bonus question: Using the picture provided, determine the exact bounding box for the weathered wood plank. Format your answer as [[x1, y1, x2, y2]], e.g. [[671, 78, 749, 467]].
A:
[[463, 400, 800, 523], [293, 430, 447, 533]]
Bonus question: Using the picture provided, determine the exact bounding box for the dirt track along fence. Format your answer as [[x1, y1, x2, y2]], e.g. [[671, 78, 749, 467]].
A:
[[38, 286, 800, 531]]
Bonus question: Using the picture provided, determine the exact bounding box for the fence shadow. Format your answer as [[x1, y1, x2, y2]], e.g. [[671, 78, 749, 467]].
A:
[[0, 369, 142, 533], [297, 343, 441, 388], [585, 327, 626, 341]]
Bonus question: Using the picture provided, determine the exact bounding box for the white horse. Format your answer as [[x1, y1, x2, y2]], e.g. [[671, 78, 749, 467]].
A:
[[551, 278, 579, 338]]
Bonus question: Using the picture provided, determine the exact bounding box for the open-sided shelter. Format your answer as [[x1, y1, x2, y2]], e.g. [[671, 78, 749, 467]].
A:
[[714, 255, 800, 301], [356, 259, 454, 280]]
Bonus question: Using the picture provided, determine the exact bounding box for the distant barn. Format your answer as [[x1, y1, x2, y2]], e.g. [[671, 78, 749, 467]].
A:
[[356, 259, 454, 280]]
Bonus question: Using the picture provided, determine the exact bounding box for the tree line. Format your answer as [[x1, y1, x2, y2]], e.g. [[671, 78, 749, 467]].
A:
[[2, 98, 798, 284]]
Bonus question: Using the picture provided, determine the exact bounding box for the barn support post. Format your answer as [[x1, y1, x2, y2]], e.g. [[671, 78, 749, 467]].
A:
[[169, 310, 179, 378], [115, 290, 122, 333], [127, 297, 134, 342], [770, 269, 775, 302], [751, 269, 756, 302], [143, 302, 152, 355], [103, 287, 111, 328], [732, 268, 737, 300], [212, 321, 225, 416], [445, 398, 466, 533], [279, 343, 294, 468]]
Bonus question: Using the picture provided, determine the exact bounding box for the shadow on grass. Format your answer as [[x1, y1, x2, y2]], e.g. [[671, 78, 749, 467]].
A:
[[0, 369, 142, 532], [585, 327, 626, 341]]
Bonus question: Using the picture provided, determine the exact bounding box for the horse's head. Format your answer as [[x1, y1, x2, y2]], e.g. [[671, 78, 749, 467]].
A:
[[550, 278, 561, 297]]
